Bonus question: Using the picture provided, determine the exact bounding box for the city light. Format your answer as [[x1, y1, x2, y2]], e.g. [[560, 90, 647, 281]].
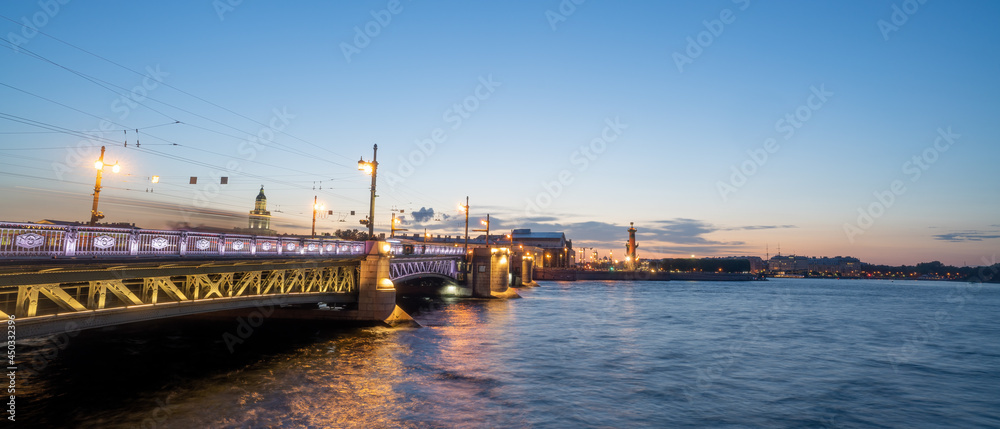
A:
[[357, 158, 374, 175], [89, 146, 121, 226], [357, 144, 378, 238], [311, 196, 325, 238]]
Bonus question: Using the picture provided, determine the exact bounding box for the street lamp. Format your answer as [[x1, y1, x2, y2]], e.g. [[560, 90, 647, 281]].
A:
[[473, 214, 490, 247], [312, 196, 325, 238], [89, 145, 120, 226], [458, 196, 469, 255], [357, 144, 378, 239], [390, 212, 408, 238]]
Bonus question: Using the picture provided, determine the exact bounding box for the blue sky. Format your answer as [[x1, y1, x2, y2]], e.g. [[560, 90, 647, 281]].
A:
[[1, 1, 998, 266]]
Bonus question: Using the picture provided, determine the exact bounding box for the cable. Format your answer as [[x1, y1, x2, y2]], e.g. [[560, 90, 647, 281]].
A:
[[0, 12, 354, 162]]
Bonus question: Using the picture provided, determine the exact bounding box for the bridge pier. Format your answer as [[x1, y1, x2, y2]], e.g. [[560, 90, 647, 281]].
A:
[[314, 241, 397, 322], [469, 247, 510, 298], [356, 241, 397, 321]]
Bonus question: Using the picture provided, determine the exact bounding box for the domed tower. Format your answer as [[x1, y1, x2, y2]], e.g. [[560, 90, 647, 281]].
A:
[[249, 185, 271, 230]]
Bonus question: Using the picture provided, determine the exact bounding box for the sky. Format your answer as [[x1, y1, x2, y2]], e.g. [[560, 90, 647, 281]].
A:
[[1, 1, 998, 266]]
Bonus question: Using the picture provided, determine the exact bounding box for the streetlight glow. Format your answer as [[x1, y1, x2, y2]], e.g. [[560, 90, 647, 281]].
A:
[[357, 144, 378, 239], [89, 146, 121, 226]]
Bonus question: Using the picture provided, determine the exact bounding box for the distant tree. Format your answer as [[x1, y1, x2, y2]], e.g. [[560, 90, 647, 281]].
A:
[[916, 261, 946, 275], [334, 229, 369, 241]]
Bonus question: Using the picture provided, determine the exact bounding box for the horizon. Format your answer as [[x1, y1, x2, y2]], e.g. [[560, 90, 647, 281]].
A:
[[1, 1, 998, 267]]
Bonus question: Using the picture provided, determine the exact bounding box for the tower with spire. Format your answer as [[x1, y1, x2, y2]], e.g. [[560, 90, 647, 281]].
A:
[[248, 185, 271, 230]]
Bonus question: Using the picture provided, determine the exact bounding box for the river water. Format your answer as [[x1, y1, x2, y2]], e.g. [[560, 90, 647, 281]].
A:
[[16, 278, 1000, 428]]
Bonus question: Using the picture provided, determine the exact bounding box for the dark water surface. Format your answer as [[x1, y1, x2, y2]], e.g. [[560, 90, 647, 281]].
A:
[[17, 278, 1000, 428]]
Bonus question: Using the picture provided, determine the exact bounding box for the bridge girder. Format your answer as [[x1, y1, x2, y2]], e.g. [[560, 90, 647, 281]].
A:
[[389, 258, 459, 283], [4, 263, 360, 321]]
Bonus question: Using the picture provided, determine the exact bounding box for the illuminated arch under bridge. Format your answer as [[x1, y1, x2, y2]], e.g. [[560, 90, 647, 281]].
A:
[[389, 257, 460, 283]]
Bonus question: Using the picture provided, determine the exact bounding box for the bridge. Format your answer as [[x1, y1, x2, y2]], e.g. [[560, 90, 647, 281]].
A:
[[0, 222, 516, 339]]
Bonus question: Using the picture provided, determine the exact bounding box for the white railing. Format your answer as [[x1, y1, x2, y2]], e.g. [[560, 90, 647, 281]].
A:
[[388, 242, 465, 256], [0, 222, 466, 259]]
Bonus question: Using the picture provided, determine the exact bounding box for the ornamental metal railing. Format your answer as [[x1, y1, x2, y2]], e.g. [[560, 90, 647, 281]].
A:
[[0, 222, 463, 259]]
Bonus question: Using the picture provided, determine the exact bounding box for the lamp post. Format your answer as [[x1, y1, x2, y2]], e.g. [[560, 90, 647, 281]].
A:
[[458, 196, 469, 255], [390, 212, 408, 238], [473, 214, 490, 247], [312, 196, 325, 238], [357, 144, 378, 239], [484, 214, 490, 245], [89, 145, 120, 226]]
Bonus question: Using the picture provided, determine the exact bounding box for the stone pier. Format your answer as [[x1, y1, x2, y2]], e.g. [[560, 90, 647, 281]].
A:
[[470, 247, 510, 298]]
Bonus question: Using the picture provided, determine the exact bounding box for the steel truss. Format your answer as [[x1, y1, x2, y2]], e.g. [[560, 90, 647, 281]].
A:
[[390, 258, 459, 281], [6, 265, 358, 318]]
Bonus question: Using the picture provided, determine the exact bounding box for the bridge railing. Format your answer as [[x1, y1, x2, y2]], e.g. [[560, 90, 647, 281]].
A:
[[387, 242, 465, 256], [0, 222, 464, 259]]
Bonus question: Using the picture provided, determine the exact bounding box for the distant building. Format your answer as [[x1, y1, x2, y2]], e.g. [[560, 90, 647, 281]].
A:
[[248, 186, 272, 232], [511, 229, 573, 268], [768, 255, 862, 274]]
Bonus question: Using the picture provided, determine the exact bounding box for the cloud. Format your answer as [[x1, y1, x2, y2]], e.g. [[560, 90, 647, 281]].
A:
[[415, 214, 757, 258], [723, 224, 797, 231], [411, 207, 436, 223], [933, 232, 1000, 242], [649, 218, 733, 245]]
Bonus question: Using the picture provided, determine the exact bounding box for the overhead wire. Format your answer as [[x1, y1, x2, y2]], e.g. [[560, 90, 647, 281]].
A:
[[0, 38, 345, 168], [0, 23, 456, 227], [0, 12, 355, 163]]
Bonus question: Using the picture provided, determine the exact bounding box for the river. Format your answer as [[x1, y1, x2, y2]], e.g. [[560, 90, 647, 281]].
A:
[[16, 278, 1000, 428]]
